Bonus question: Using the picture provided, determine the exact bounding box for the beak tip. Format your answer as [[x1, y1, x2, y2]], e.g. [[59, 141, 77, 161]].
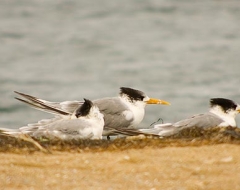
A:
[[162, 102, 171, 106], [146, 98, 170, 105], [159, 101, 171, 105]]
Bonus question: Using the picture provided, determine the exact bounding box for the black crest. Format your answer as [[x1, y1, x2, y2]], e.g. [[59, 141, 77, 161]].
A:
[[120, 87, 145, 102], [210, 98, 237, 112], [75, 98, 93, 118]]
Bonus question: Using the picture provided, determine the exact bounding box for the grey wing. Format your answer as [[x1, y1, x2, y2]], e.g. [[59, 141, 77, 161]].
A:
[[94, 98, 133, 130], [14, 91, 82, 115], [33, 119, 94, 140], [19, 116, 63, 135], [0, 116, 63, 137], [28, 99, 82, 113], [35, 100, 82, 114], [173, 112, 224, 129], [58, 101, 83, 113], [150, 113, 224, 137]]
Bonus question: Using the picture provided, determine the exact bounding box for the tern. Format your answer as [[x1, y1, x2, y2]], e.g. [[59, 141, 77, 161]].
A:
[[1, 98, 105, 140], [139, 98, 240, 137], [13, 87, 170, 136]]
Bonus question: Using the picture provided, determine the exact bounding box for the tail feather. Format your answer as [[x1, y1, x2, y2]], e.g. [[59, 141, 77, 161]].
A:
[[14, 91, 71, 116], [0, 128, 20, 133], [103, 127, 161, 137], [149, 123, 180, 136], [0, 128, 22, 138], [15, 97, 46, 111]]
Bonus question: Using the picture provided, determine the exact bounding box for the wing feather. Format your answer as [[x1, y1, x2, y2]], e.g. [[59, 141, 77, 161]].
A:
[[14, 91, 72, 115]]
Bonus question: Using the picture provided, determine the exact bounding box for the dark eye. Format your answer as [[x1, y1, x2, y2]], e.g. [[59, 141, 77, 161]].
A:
[[138, 95, 145, 101], [233, 104, 237, 110]]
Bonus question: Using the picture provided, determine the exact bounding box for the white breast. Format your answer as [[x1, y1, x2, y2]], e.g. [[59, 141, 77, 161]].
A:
[[121, 97, 146, 128], [210, 107, 237, 127]]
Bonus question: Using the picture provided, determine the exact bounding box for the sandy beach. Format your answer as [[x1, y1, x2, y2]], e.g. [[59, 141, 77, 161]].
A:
[[1, 127, 240, 190], [1, 144, 240, 190]]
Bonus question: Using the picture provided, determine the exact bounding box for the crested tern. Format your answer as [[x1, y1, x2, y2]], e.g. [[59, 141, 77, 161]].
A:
[[13, 87, 170, 136], [140, 98, 240, 137], [1, 98, 104, 140]]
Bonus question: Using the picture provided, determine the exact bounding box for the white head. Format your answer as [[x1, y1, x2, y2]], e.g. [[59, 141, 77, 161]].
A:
[[119, 87, 170, 108], [75, 99, 104, 121], [210, 98, 240, 117], [209, 98, 240, 126]]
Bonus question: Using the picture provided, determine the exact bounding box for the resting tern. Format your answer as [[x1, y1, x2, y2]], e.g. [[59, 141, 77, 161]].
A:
[[13, 87, 170, 136], [1, 98, 104, 140], [139, 98, 240, 137]]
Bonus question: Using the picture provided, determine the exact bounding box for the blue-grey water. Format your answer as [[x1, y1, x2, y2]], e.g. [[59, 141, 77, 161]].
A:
[[1, 0, 240, 129]]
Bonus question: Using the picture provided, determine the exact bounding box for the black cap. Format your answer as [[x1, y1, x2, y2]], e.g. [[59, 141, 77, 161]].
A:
[[75, 98, 93, 118], [210, 98, 237, 113], [120, 87, 145, 102]]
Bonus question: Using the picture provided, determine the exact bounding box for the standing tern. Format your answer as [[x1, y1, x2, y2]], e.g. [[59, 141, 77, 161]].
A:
[[1, 98, 104, 140], [139, 98, 240, 137], [13, 87, 170, 136]]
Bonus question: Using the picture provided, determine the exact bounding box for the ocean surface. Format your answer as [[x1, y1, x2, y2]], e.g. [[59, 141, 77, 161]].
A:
[[1, 0, 240, 129]]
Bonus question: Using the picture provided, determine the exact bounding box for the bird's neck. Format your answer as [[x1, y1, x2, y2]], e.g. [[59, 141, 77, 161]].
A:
[[210, 106, 237, 127], [120, 95, 145, 127]]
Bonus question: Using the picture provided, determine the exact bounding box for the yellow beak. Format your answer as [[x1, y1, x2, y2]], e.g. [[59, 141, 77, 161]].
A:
[[236, 105, 240, 113], [146, 98, 170, 105]]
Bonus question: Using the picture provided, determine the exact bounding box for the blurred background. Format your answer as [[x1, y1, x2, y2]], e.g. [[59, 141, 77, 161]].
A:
[[1, 0, 240, 129]]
